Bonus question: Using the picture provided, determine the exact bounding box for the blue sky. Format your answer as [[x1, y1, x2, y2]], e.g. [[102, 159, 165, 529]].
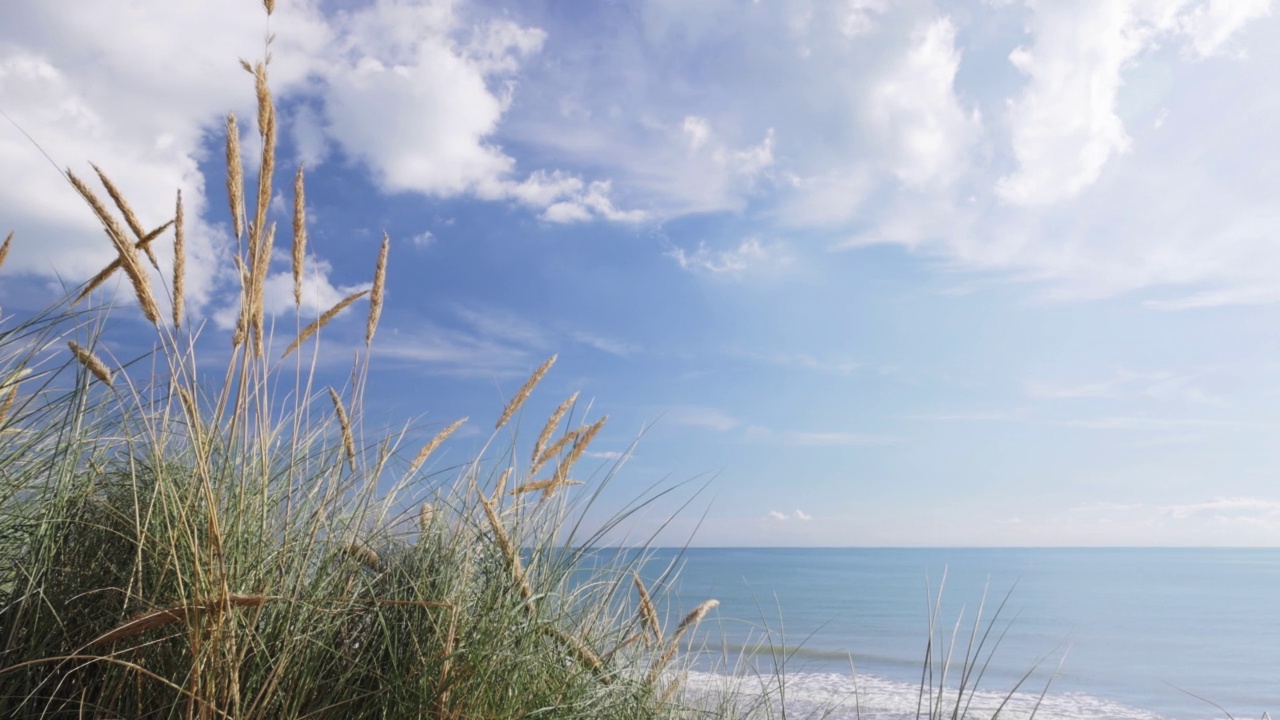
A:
[[3, 0, 1279, 546]]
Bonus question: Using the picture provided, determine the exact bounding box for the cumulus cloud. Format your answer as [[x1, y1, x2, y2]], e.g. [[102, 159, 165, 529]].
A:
[[866, 17, 979, 187], [996, 3, 1151, 205], [0, 0, 644, 324], [996, 0, 1270, 206]]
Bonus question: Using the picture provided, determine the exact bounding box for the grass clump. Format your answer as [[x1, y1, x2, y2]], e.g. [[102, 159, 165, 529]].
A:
[[0, 20, 723, 720]]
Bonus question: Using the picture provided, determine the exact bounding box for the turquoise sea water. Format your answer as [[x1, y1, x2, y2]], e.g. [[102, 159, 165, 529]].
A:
[[620, 548, 1278, 720]]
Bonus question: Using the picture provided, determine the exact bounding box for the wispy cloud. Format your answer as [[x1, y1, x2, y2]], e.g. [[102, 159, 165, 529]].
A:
[[1161, 497, 1280, 520], [745, 425, 898, 447], [738, 350, 864, 375], [767, 509, 812, 522], [662, 406, 740, 432], [1025, 369, 1225, 406], [571, 331, 639, 357], [665, 237, 790, 278]]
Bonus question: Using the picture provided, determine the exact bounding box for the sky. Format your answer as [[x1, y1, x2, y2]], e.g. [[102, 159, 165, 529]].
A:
[[2, 0, 1280, 546]]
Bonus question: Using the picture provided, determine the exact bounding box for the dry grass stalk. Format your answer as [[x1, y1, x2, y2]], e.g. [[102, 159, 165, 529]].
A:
[[67, 170, 161, 324], [173, 190, 185, 328], [366, 233, 389, 345], [492, 467, 512, 504], [437, 604, 457, 715], [604, 630, 645, 660], [250, 221, 275, 356], [292, 165, 306, 307], [0, 368, 28, 426], [531, 391, 578, 469], [531, 427, 582, 476], [68, 341, 113, 386], [74, 220, 172, 305], [509, 477, 583, 499], [249, 62, 276, 269], [90, 163, 157, 269], [406, 416, 467, 476], [0, 231, 12, 272], [279, 289, 369, 360], [88, 594, 269, 647], [647, 599, 719, 686], [225, 114, 245, 240], [418, 503, 434, 533], [176, 384, 200, 428], [479, 491, 534, 608], [551, 416, 608, 484], [539, 625, 609, 682], [495, 354, 556, 430], [633, 572, 662, 645], [263, 0, 275, 14], [328, 387, 356, 471], [344, 541, 382, 573]]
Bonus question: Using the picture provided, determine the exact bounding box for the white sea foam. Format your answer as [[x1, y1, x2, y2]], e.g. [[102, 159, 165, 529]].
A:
[[676, 669, 1172, 720]]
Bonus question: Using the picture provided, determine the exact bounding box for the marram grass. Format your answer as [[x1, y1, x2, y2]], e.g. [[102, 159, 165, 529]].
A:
[[0, 27, 730, 720], [0, 8, 1122, 720]]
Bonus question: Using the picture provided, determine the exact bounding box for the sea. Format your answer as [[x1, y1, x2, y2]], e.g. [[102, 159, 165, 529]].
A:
[[611, 548, 1279, 720]]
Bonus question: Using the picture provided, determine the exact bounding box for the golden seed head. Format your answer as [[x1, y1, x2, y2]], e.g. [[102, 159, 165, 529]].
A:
[[496, 354, 557, 430], [292, 165, 307, 307], [406, 417, 468, 477], [328, 387, 357, 471], [0, 231, 13, 272], [173, 190, 185, 328], [673, 599, 719, 639], [552, 415, 608, 483], [225, 114, 245, 241], [366, 234, 389, 346], [532, 391, 578, 468], [66, 170, 160, 324], [68, 341, 113, 386], [279, 289, 370, 360], [633, 573, 662, 645], [344, 541, 382, 573]]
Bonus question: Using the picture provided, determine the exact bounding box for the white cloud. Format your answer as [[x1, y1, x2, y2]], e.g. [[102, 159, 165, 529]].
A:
[[866, 16, 979, 187], [256, 255, 371, 322], [410, 230, 436, 248], [996, 0, 1270, 206], [768, 510, 789, 521], [290, 104, 329, 168], [996, 3, 1153, 205], [775, 168, 875, 228], [318, 5, 534, 196], [0, 0, 647, 320], [1161, 497, 1280, 520], [841, 0, 889, 37], [682, 115, 711, 151], [663, 406, 740, 432], [1177, 0, 1271, 58], [666, 237, 789, 278], [793, 509, 812, 521], [713, 128, 775, 181]]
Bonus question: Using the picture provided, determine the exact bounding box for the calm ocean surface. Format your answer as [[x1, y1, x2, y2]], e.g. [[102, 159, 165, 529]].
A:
[[615, 548, 1279, 720]]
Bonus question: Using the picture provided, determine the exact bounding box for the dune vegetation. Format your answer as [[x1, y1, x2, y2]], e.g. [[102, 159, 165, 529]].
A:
[[0, 6, 735, 718]]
